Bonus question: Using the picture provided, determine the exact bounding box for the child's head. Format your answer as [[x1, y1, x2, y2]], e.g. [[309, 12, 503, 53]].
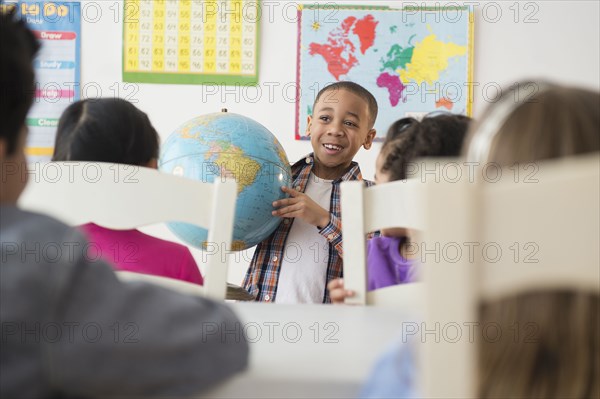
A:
[[465, 82, 600, 165], [0, 9, 40, 204], [376, 114, 471, 184], [306, 82, 378, 179], [52, 98, 160, 167], [376, 114, 470, 238], [467, 82, 600, 397]]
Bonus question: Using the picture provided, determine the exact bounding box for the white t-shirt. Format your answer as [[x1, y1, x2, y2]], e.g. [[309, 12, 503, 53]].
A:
[[276, 173, 333, 304]]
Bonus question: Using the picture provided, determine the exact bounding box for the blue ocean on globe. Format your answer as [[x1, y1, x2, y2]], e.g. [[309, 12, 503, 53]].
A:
[[159, 111, 292, 250]]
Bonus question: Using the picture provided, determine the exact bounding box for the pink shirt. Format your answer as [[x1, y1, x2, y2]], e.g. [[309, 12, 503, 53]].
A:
[[80, 223, 203, 285]]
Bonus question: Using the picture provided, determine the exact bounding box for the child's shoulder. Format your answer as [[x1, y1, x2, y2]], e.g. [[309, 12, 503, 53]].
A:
[[340, 160, 373, 185], [2, 206, 80, 244], [128, 230, 191, 255], [291, 154, 313, 170]]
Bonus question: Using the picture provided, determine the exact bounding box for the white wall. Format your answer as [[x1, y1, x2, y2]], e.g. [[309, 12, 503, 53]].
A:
[[78, 0, 600, 284]]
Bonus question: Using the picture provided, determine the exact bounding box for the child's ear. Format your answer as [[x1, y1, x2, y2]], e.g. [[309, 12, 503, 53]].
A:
[[305, 115, 313, 137], [363, 129, 376, 150]]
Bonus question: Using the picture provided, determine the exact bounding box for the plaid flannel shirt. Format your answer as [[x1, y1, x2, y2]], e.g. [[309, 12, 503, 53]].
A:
[[243, 153, 374, 303]]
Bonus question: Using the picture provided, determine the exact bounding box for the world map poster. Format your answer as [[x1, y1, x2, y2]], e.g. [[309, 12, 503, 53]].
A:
[[295, 5, 474, 140]]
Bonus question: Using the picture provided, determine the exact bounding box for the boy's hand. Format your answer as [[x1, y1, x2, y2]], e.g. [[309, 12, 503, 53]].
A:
[[272, 186, 330, 228], [327, 278, 355, 304]]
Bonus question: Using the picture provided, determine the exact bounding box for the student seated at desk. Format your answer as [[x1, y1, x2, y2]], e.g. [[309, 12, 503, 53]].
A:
[[360, 82, 600, 398], [52, 98, 204, 285], [243, 81, 378, 304], [328, 114, 471, 303], [1, 11, 247, 396]]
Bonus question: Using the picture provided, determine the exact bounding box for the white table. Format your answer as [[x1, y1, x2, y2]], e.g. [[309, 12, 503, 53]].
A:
[[199, 302, 417, 398]]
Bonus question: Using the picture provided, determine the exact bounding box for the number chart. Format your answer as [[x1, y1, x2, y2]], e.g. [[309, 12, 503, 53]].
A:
[[123, 0, 259, 85]]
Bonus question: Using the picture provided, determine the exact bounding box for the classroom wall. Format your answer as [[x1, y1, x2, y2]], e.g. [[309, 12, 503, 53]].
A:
[[77, 0, 600, 284]]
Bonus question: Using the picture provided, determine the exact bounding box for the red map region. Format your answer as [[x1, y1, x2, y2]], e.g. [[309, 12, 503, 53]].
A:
[[352, 15, 378, 54], [309, 15, 378, 81]]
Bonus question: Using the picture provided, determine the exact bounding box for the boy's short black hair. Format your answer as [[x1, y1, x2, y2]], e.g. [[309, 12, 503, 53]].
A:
[[0, 8, 40, 155], [52, 98, 159, 166], [381, 114, 471, 181], [313, 81, 378, 128]]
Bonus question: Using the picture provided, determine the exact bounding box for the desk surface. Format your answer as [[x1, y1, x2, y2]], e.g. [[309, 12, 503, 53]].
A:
[[200, 302, 416, 398]]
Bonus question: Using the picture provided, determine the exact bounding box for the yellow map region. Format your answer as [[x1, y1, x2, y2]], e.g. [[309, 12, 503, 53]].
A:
[[211, 149, 260, 195], [399, 29, 467, 86], [199, 145, 259, 252]]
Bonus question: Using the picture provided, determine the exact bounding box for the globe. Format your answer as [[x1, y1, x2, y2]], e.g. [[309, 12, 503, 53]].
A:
[[159, 111, 292, 250]]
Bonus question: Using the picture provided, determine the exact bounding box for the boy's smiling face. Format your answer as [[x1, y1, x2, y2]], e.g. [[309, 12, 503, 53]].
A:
[[306, 88, 376, 180]]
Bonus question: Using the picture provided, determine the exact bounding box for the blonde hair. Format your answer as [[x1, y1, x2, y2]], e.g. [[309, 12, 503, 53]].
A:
[[464, 82, 600, 165], [478, 291, 599, 398], [466, 82, 600, 398]]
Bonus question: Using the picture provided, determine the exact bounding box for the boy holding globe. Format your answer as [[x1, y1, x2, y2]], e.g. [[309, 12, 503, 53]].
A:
[[243, 82, 377, 304]]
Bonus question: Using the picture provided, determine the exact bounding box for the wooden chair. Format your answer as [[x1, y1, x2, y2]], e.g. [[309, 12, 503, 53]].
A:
[[19, 161, 237, 300], [341, 178, 425, 306], [419, 154, 600, 397]]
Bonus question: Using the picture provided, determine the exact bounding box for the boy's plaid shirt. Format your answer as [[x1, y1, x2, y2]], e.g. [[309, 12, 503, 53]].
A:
[[243, 153, 374, 303]]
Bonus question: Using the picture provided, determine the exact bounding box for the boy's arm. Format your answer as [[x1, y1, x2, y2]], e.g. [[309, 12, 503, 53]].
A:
[[318, 221, 379, 258], [271, 186, 379, 259], [272, 186, 344, 256], [317, 213, 344, 257]]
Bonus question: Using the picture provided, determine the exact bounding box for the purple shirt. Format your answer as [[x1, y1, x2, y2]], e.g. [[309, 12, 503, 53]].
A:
[[367, 236, 416, 291], [79, 223, 203, 285]]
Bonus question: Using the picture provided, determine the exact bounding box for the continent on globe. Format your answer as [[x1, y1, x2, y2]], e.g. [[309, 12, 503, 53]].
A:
[[204, 141, 260, 194], [309, 15, 378, 80], [399, 27, 467, 85], [159, 112, 292, 251]]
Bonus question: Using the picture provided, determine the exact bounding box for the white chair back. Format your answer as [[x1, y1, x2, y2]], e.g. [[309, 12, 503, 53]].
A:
[[341, 178, 425, 306], [419, 154, 600, 397], [19, 161, 237, 300]]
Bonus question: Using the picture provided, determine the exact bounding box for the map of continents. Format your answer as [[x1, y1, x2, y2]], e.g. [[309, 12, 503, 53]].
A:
[[309, 15, 378, 80], [297, 8, 472, 139]]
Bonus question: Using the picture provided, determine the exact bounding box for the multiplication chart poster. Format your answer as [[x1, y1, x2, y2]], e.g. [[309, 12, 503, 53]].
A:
[[4, 1, 81, 162], [123, 0, 260, 85]]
